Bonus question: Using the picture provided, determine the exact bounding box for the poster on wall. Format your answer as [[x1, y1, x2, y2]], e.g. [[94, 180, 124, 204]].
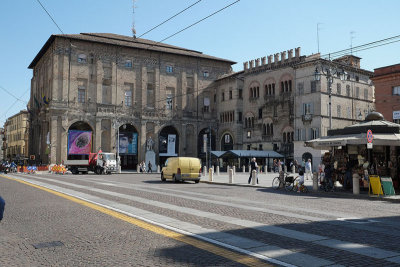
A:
[[68, 130, 92, 155], [118, 133, 138, 155], [167, 134, 176, 155], [159, 134, 177, 156]]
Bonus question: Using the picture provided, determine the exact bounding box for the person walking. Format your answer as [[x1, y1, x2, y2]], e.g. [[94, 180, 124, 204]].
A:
[[305, 159, 312, 180], [248, 158, 259, 184], [147, 161, 152, 173]]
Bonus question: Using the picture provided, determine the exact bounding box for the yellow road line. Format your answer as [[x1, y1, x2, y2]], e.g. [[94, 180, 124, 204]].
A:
[[1, 175, 274, 267]]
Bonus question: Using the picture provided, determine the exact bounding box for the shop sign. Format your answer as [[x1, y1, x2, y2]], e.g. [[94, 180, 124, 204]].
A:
[[393, 110, 400, 120]]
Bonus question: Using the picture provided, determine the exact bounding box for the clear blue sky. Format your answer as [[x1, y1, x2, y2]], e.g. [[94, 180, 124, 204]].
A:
[[1, 0, 399, 126]]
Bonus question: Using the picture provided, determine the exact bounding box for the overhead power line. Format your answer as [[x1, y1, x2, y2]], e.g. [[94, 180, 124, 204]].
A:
[[153, 0, 240, 46], [35, 0, 64, 34], [138, 0, 203, 38], [0, 87, 30, 122], [321, 34, 400, 59]]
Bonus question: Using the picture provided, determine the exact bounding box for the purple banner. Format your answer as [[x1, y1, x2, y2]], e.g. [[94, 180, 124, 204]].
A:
[[68, 130, 92, 155]]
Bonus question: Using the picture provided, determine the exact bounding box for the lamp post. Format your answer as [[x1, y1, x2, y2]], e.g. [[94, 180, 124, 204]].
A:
[[113, 120, 121, 173], [314, 64, 346, 130]]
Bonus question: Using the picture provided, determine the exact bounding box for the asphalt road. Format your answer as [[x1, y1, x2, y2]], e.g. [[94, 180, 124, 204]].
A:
[[1, 172, 400, 267]]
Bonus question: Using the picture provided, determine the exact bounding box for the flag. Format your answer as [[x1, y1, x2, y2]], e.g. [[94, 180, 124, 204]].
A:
[[42, 94, 50, 105], [34, 96, 41, 108]]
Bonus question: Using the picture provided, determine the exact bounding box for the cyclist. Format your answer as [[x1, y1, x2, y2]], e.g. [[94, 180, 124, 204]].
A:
[[296, 170, 305, 192]]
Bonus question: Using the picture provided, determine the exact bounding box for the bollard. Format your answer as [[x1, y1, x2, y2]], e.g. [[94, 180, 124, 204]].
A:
[[203, 166, 207, 176], [353, 173, 360, 195], [137, 165, 140, 173], [292, 165, 295, 174], [251, 170, 257, 185], [264, 165, 268, 174], [216, 166, 220, 176], [243, 165, 246, 173], [233, 165, 236, 175], [118, 165, 121, 174], [313, 172, 318, 191], [229, 168, 233, 183], [157, 165, 160, 173], [209, 168, 214, 182]]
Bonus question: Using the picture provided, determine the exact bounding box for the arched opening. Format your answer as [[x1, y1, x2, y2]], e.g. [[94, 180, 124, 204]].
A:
[[221, 133, 233, 151], [67, 121, 93, 161], [197, 128, 216, 166], [118, 124, 139, 170], [302, 152, 313, 165], [159, 125, 179, 166]]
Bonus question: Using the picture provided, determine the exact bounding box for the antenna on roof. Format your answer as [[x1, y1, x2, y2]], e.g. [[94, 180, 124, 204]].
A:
[[132, 0, 137, 38]]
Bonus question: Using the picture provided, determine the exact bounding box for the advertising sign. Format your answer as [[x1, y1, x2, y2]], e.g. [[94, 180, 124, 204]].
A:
[[68, 130, 92, 155], [118, 132, 138, 155], [393, 110, 400, 120], [167, 134, 176, 156]]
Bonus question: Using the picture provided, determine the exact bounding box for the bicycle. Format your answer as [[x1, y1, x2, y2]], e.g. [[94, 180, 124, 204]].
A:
[[272, 172, 295, 191], [292, 177, 309, 193]]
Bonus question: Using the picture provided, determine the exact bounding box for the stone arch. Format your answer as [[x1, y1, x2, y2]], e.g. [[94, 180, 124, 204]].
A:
[[118, 123, 139, 170], [158, 125, 180, 166], [67, 121, 94, 160]]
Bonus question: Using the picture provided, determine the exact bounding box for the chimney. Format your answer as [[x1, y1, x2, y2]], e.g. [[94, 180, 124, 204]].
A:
[[295, 47, 301, 58], [243, 62, 248, 70], [288, 49, 293, 61], [261, 56, 266, 65], [255, 58, 260, 67]]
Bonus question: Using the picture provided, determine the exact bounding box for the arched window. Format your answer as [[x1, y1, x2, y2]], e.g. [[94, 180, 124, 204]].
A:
[[283, 133, 286, 143]]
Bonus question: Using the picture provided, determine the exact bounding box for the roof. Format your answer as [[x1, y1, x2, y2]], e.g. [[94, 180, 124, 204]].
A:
[[211, 151, 227, 158], [29, 33, 236, 68], [223, 150, 284, 158]]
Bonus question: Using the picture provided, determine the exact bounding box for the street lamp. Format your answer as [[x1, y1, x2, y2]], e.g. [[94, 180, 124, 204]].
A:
[[314, 64, 347, 130]]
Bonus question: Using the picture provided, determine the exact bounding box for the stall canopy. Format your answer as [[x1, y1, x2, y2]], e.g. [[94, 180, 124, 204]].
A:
[[222, 150, 284, 158], [306, 112, 400, 149], [211, 151, 227, 158]]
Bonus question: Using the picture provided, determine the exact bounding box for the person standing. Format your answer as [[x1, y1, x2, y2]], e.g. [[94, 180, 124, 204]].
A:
[[0, 195, 5, 221], [148, 161, 152, 173], [305, 159, 312, 180], [248, 158, 259, 184]]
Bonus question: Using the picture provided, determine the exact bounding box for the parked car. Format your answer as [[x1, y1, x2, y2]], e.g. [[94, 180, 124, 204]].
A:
[[161, 157, 201, 183]]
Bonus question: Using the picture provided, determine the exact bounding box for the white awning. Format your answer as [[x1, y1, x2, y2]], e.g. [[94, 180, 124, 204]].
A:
[[305, 133, 400, 149]]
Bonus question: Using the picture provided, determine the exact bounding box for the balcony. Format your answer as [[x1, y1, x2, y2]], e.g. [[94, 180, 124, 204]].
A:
[[302, 114, 313, 122]]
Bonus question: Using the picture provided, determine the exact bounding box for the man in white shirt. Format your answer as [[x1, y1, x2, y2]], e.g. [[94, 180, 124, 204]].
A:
[[305, 159, 312, 180]]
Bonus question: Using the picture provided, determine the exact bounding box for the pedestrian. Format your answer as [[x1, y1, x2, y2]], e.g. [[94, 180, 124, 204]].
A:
[[343, 158, 353, 190], [301, 159, 306, 172], [0, 195, 5, 221], [248, 158, 259, 184], [305, 159, 312, 180], [324, 163, 334, 191], [147, 161, 152, 173]]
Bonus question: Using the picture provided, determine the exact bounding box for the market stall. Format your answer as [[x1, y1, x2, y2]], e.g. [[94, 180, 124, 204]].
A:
[[306, 112, 400, 192]]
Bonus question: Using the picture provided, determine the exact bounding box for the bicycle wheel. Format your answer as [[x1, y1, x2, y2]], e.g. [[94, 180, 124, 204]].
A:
[[272, 177, 281, 190], [285, 180, 294, 191]]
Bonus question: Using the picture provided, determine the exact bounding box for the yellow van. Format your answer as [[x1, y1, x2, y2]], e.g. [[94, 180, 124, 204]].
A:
[[161, 157, 202, 183]]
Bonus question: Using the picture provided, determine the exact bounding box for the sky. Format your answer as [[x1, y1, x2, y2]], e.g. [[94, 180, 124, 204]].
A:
[[1, 0, 399, 126]]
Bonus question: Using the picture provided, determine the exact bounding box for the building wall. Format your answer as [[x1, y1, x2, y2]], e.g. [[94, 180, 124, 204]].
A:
[[373, 64, 400, 122], [4, 111, 29, 162], [28, 34, 233, 165]]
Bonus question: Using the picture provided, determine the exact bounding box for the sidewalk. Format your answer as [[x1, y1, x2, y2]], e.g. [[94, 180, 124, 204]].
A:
[[199, 170, 400, 201]]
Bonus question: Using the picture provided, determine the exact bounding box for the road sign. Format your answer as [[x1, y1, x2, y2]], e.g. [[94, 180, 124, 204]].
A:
[[367, 129, 373, 143], [367, 142, 373, 149]]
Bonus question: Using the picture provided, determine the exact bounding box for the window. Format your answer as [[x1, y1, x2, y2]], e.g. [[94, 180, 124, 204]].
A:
[[238, 88, 243, 99], [229, 89, 232, 99], [203, 97, 210, 112], [311, 81, 317, 93], [77, 80, 86, 103], [147, 83, 154, 108], [347, 107, 351, 119], [203, 71, 209, 78], [166, 65, 173, 73], [393, 86, 400, 95], [364, 89, 368, 100], [297, 82, 304, 95], [355, 87, 360, 98], [78, 54, 87, 63], [337, 105, 341, 118], [258, 108, 262, 119], [337, 83, 341, 95], [222, 92, 225, 101], [125, 60, 132, 68], [311, 128, 319, 139], [78, 87, 85, 103], [346, 85, 351, 97], [303, 103, 312, 115], [355, 76, 359, 82], [124, 90, 132, 107], [238, 112, 242, 122], [214, 93, 216, 103]]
